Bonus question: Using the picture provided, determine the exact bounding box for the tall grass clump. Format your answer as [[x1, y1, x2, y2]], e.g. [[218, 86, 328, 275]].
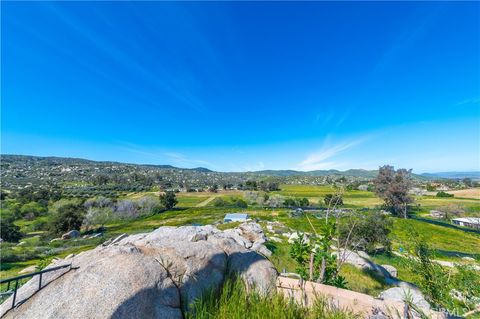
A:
[[186, 277, 359, 319]]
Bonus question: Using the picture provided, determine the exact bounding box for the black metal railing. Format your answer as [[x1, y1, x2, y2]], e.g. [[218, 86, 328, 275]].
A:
[[0, 264, 72, 309]]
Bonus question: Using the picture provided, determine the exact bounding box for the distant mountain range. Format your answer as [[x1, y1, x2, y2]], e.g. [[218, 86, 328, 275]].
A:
[[2, 154, 478, 182], [420, 171, 480, 180], [255, 169, 381, 178]]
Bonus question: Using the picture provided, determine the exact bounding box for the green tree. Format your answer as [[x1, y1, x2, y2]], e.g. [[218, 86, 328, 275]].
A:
[[159, 191, 178, 210], [0, 218, 22, 242], [373, 165, 413, 218], [49, 202, 86, 235]]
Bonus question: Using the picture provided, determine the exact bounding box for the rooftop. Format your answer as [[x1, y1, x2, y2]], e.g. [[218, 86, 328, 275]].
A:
[[451, 217, 480, 224]]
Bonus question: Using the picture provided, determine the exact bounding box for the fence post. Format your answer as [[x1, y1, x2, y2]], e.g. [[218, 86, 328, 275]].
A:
[[12, 280, 19, 309], [38, 273, 43, 290]]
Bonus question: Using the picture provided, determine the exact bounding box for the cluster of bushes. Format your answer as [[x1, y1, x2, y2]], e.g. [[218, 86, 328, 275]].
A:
[[239, 180, 280, 192], [243, 192, 313, 208], [212, 197, 248, 208], [283, 197, 309, 207], [82, 196, 164, 231], [337, 211, 392, 253], [436, 191, 454, 198]]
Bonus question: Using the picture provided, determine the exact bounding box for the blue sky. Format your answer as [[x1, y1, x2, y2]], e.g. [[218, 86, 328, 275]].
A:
[[2, 2, 479, 172]]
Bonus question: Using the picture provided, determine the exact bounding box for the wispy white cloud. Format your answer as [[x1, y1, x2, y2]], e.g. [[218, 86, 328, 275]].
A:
[[454, 97, 480, 107], [297, 137, 368, 171]]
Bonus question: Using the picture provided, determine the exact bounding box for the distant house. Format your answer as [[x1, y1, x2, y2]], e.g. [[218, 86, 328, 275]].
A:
[[223, 213, 249, 223], [452, 217, 480, 229]]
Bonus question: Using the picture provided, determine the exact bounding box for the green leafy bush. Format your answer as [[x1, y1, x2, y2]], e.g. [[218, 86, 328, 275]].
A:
[[290, 221, 347, 288], [212, 197, 248, 208], [49, 202, 86, 235], [0, 218, 23, 242], [338, 211, 392, 253], [436, 191, 454, 198]]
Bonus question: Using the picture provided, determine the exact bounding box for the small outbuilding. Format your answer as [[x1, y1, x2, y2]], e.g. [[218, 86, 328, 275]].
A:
[[223, 213, 249, 223], [451, 217, 480, 229]]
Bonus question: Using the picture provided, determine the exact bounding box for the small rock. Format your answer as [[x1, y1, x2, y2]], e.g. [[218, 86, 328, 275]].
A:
[[269, 236, 282, 243]]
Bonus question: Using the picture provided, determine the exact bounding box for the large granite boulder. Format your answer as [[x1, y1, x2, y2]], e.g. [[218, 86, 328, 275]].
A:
[[1, 224, 277, 319], [379, 286, 431, 313]]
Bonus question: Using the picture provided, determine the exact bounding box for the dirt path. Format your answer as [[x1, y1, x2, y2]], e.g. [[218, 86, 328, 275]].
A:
[[196, 196, 217, 207]]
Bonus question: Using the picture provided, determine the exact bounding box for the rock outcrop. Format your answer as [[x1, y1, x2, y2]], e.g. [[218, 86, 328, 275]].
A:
[[61, 230, 80, 240], [0, 223, 277, 319]]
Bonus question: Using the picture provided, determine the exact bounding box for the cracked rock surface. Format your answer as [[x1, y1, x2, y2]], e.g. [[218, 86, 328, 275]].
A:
[[0, 223, 278, 319]]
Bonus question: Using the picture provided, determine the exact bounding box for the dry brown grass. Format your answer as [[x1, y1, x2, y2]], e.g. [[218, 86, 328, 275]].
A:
[[446, 188, 480, 199]]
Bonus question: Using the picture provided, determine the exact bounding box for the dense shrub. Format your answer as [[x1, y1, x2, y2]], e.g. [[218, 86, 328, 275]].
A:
[[0, 217, 23, 242], [243, 191, 267, 206], [436, 191, 454, 198], [20, 202, 47, 219], [212, 197, 248, 208], [159, 191, 178, 210], [338, 211, 392, 253], [49, 202, 86, 235], [284, 197, 309, 207]]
